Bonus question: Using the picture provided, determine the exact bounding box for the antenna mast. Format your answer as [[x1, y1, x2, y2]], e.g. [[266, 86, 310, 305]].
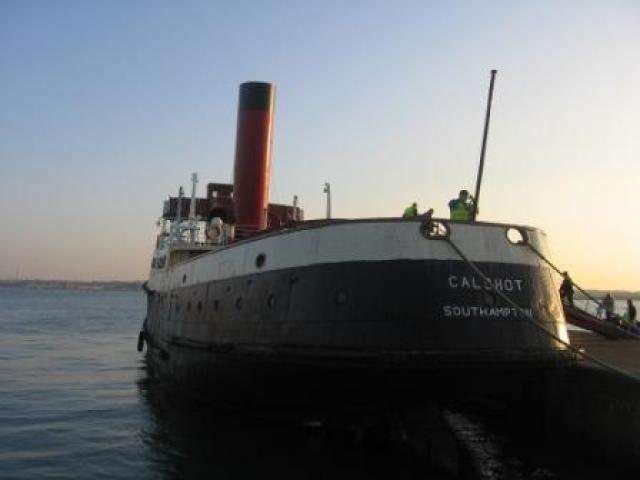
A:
[[188, 173, 198, 243], [472, 69, 497, 222], [173, 186, 184, 242]]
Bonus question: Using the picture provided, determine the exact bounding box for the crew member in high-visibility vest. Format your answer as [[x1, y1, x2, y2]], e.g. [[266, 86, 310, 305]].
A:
[[448, 190, 476, 221], [403, 202, 418, 218]]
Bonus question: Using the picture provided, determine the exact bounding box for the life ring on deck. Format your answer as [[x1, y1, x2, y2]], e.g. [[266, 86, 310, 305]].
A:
[[207, 217, 224, 243]]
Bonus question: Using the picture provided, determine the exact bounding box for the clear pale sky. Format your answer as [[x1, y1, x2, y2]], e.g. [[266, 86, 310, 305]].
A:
[[1, 1, 638, 289]]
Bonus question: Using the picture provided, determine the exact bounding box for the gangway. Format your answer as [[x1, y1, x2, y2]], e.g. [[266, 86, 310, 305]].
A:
[[563, 303, 638, 340]]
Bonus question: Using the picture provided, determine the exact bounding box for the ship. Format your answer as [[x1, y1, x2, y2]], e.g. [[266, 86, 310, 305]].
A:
[[139, 82, 571, 408]]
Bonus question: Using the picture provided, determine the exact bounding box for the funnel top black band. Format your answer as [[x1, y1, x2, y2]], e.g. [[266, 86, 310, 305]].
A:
[[239, 82, 275, 111]]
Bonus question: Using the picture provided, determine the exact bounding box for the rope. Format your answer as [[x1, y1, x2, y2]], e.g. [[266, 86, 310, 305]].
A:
[[526, 243, 640, 338], [443, 236, 640, 383], [526, 243, 603, 310]]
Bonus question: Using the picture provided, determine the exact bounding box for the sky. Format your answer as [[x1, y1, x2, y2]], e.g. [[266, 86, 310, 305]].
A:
[[0, 0, 639, 289]]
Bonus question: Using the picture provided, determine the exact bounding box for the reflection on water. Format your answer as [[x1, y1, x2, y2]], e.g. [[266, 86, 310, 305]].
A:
[[136, 360, 447, 479], [0, 287, 446, 479], [1, 287, 633, 479]]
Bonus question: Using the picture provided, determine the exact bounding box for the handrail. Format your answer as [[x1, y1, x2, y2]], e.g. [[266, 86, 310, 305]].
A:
[[524, 237, 638, 338], [563, 302, 640, 340]]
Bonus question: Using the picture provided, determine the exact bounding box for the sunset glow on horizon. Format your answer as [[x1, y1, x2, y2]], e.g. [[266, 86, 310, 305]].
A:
[[1, 1, 639, 290]]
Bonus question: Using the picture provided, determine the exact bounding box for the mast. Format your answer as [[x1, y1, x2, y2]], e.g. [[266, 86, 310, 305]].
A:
[[472, 69, 497, 222], [323, 182, 332, 219], [188, 172, 198, 243], [173, 186, 184, 243], [293, 195, 299, 221]]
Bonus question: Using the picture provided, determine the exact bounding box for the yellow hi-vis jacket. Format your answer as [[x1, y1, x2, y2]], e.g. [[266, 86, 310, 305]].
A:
[[403, 205, 418, 218], [450, 200, 473, 221]]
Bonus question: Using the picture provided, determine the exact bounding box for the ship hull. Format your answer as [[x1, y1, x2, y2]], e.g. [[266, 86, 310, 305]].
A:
[[143, 220, 571, 406]]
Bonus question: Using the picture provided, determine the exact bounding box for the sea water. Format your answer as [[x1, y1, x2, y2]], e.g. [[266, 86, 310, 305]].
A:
[[1, 286, 634, 479], [0, 286, 449, 479]]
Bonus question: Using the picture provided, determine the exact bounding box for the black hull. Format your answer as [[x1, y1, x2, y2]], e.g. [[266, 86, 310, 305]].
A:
[[144, 342, 566, 410], [143, 258, 570, 405]]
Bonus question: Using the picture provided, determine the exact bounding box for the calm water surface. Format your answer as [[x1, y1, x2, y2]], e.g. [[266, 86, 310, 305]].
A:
[[0, 287, 446, 479], [2, 287, 634, 479]]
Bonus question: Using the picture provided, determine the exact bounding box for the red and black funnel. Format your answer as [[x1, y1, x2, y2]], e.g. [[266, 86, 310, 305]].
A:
[[232, 82, 276, 237]]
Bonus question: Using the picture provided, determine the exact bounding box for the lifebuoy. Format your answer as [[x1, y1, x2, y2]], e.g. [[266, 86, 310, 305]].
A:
[[207, 217, 224, 243]]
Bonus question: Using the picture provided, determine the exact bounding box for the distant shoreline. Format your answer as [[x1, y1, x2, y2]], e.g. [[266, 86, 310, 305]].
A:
[[1, 279, 638, 299], [0, 280, 143, 291]]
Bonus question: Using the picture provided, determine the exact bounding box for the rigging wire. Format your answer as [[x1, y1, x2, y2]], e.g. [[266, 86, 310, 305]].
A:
[[443, 234, 640, 383], [526, 243, 640, 340]]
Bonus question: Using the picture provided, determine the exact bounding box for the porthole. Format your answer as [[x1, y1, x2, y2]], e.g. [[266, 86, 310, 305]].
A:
[[235, 297, 243, 310], [267, 294, 276, 308], [421, 220, 450, 240], [335, 289, 348, 306], [256, 253, 266, 268], [506, 227, 528, 246]]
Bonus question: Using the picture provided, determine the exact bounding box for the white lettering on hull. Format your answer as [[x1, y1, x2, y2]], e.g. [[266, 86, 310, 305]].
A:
[[443, 305, 533, 318], [447, 275, 524, 292]]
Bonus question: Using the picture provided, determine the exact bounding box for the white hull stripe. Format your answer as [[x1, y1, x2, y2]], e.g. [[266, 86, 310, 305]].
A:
[[147, 221, 553, 292]]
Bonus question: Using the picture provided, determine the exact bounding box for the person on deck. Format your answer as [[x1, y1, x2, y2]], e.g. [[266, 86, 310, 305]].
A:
[[559, 271, 575, 306], [403, 202, 418, 218], [627, 299, 637, 326], [448, 190, 476, 222], [601, 293, 615, 322]]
